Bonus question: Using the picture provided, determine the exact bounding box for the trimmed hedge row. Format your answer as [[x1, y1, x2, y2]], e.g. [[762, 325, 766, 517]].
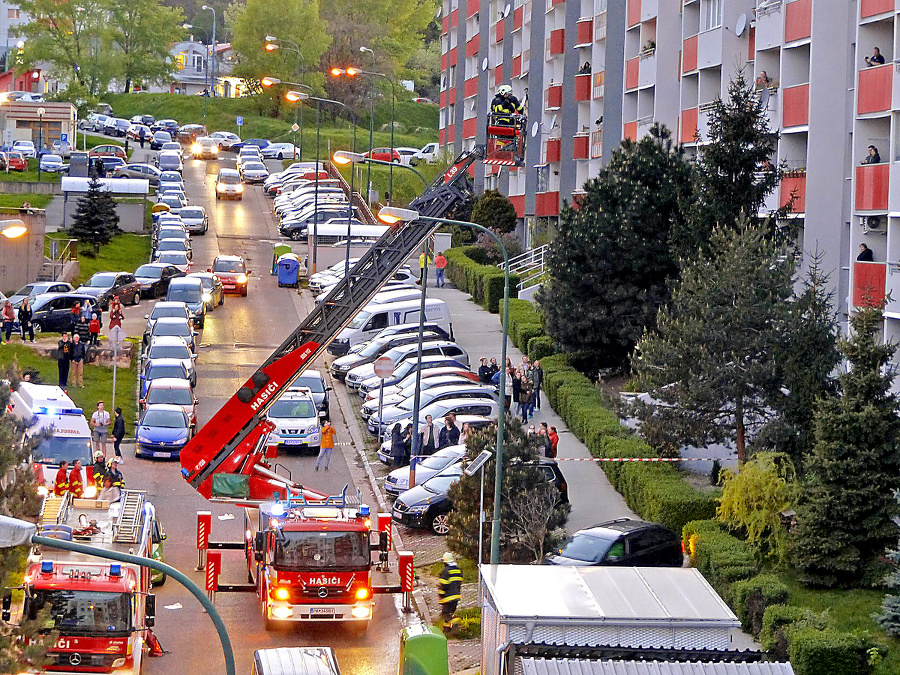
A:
[[682, 520, 757, 598], [444, 246, 521, 313], [527, 336, 554, 361], [503, 298, 544, 352], [729, 574, 790, 636], [789, 628, 874, 675], [761, 605, 827, 656]]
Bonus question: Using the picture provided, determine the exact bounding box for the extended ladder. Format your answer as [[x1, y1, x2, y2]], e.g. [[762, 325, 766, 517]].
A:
[[114, 491, 146, 543]]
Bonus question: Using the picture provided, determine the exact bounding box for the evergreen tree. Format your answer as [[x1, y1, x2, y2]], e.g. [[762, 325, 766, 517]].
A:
[[877, 490, 900, 636], [446, 419, 570, 563], [536, 124, 694, 370], [471, 190, 517, 234], [793, 305, 900, 588], [69, 177, 119, 245], [631, 219, 794, 462]]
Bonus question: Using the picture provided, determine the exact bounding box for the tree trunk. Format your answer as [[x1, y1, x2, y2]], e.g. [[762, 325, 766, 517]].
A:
[[124, 78, 132, 93], [735, 394, 745, 463]]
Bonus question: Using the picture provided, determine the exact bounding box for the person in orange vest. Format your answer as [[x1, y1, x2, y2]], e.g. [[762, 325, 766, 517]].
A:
[[68, 459, 85, 498], [315, 420, 336, 471], [53, 460, 70, 496]]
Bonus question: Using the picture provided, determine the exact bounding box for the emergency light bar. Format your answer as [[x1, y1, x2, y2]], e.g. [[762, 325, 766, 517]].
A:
[[34, 406, 84, 416]]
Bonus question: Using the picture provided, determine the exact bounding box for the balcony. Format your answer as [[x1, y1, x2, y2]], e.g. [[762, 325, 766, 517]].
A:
[[548, 29, 565, 55], [513, 55, 522, 78], [495, 21, 504, 42], [545, 138, 561, 163], [782, 84, 809, 128], [627, 0, 641, 27], [591, 129, 603, 158], [467, 0, 479, 18], [780, 172, 807, 213], [574, 73, 592, 101], [683, 35, 698, 73], [638, 51, 656, 88], [535, 191, 560, 217], [681, 107, 698, 144], [573, 134, 590, 160], [853, 261, 887, 309], [784, 0, 811, 43], [463, 77, 478, 98], [861, 0, 893, 19], [593, 71, 605, 99], [576, 18, 593, 46], [465, 36, 479, 58], [546, 83, 563, 109], [624, 121, 637, 141], [856, 163, 889, 211], [451, 8, 459, 27], [858, 64, 892, 115], [626, 57, 640, 90], [462, 117, 477, 139]]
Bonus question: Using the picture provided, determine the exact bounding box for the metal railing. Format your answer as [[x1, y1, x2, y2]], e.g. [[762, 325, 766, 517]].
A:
[[499, 244, 549, 290], [325, 161, 376, 224], [44, 236, 77, 281]]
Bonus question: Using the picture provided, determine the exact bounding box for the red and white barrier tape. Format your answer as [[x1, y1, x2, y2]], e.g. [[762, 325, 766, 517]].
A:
[[552, 456, 723, 462]]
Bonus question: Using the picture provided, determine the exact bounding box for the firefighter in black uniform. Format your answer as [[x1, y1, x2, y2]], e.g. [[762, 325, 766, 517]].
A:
[[490, 84, 524, 124], [437, 552, 464, 633]]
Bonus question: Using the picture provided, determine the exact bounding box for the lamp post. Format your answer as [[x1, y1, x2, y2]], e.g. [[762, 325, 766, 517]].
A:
[[264, 36, 304, 158], [36, 106, 44, 179], [332, 150, 427, 189], [378, 207, 511, 566], [0, 514, 236, 675], [201, 5, 217, 96], [262, 76, 309, 160], [183, 24, 210, 98]]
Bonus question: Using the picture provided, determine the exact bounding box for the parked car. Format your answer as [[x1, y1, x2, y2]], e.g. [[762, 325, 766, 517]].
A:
[[141, 378, 198, 432], [159, 142, 184, 157], [165, 277, 206, 328], [51, 140, 72, 158], [215, 168, 243, 200], [176, 124, 208, 144], [142, 336, 197, 387], [88, 144, 127, 159], [232, 138, 270, 151], [544, 519, 683, 568], [111, 163, 161, 184], [142, 301, 192, 345], [240, 160, 269, 183], [364, 148, 401, 163], [38, 154, 64, 172], [8, 281, 74, 307], [395, 147, 421, 166], [156, 150, 184, 173], [148, 316, 198, 352], [261, 142, 297, 160], [384, 445, 466, 497], [178, 206, 208, 235], [191, 136, 219, 159], [210, 255, 249, 296], [158, 170, 184, 187], [99, 157, 126, 174], [28, 292, 99, 334], [12, 140, 36, 158], [76, 271, 141, 308], [288, 369, 331, 419], [418, 142, 439, 164], [135, 403, 192, 459], [356, 357, 470, 397], [186, 272, 224, 312], [345, 341, 470, 389], [152, 238, 192, 262], [367, 384, 497, 436], [155, 251, 191, 273], [209, 131, 241, 150], [112, 118, 131, 137], [151, 119, 179, 135], [134, 262, 185, 298], [126, 124, 152, 142], [6, 151, 26, 171], [150, 131, 173, 150]]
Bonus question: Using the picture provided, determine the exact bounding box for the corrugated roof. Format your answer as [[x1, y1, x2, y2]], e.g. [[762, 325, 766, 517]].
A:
[[520, 658, 795, 675]]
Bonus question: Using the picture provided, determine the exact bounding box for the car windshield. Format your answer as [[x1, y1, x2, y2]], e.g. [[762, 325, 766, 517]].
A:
[[26, 590, 132, 636], [147, 387, 193, 406], [150, 305, 187, 320], [419, 453, 456, 470], [268, 399, 316, 418], [555, 533, 616, 563], [31, 435, 92, 465], [160, 197, 182, 208], [158, 253, 188, 265], [422, 471, 460, 495], [274, 530, 370, 571], [15, 284, 35, 296], [180, 208, 203, 219], [149, 344, 190, 360], [345, 311, 371, 330], [167, 286, 200, 302], [193, 276, 213, 290], [160, 172, 181, 182], [149, 364, 187, 380], [154, 322, 191, 337], [157, 241, 186, 251], [244, 162, 266, 171], [218, 173, 240, 184], [85, 273, 117, 288], [213, 260, 244, 273], [142, 409, 187, 428], [359, 341, 389, 358], [135, 265, 163, 279], [294, 376, 325, 393]]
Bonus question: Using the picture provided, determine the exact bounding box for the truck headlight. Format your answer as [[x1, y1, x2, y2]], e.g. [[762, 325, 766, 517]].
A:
[[272, 606, 293, 619], [351, 605, 371, 619], [112, 658, 126, 668], [235, 184, 243, 193], [216, 183, 226, 192], [191, 143, 201, 154], [84, 485, 98, 499]]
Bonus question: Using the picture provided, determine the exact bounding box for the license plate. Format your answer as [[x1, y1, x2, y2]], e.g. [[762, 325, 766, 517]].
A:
[[152, 451, 172, 458], [310, 607, 334, 616], [284, 439, 303, 445]]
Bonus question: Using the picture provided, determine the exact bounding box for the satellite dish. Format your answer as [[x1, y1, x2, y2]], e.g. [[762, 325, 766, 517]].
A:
[[530, 121, 540, 138], [550, 114, 558, 129], [503, 4, 511, 17], [735, 13, 747, 37], [436, 6, 442, 18], [482, 57, 489, 72]]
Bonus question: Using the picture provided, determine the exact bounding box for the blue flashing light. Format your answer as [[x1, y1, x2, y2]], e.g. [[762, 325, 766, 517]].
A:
[[358, 505, 370, 517], [180, 468, 190, 478], [109, 564, 121, 577], [270, 502, 286, 516], [41, 561, 53, 574]]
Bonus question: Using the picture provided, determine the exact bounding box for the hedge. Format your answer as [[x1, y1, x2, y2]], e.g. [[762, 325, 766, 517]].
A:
[[681, 519, 756, 598], [789, 628, 874, 675], [729, 574, 790, 636], [527, 336, 554, 361], [444, 247, 521, 313], [760, 605, 827, 657]]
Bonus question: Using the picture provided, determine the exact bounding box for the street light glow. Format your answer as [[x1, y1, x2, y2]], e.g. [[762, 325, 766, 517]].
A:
[[377, 207, 418, 224], [1, 220, 28, 239], [265, 43, 278, 51], [285, 90, 309, 103], [261, 76, 280, 87], [332, 151, 364, 165]]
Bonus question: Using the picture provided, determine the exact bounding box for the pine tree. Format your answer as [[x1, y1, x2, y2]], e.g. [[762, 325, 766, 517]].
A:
[[536, 124, 694, 370], [69, 177, 119, 245], [793, 305, 900, 587], [877, 490, 900, 636]]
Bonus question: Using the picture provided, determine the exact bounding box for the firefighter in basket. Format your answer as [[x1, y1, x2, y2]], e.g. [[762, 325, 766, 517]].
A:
[[491, 84, 524, 125]]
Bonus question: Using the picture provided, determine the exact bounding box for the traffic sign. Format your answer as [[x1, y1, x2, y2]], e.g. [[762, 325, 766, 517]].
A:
[[236, 116, 243, 126], [108, 325, 125, 351], [60, 133, 68, 142], [291, 123, 300, 133], [373, 356, 395, 379]]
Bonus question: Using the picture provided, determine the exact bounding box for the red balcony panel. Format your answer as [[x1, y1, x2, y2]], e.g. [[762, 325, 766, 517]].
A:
[[576, 18, 593, 45], [496, 21, 504, 42], [683, 35, 698, 73], [784, 0, 811, 43], [627, 0, 641, 27], [780, 173, 807, 213], [574, 73, 591, 101], [748, 26, 755, 60], [451, 8, 459, 27], [442, 15, 449, 34], [861, 0, 894, 18], [464, 77, 479, 98], [858, 64, 892, 114], [535, 191, 560, 217], [441, 52, 447, 70], [467, 0, 479, 18], [552, 0, 565, 5], [549, 29, 565, 55], [856, 164, 889, 211], [508, 194, 525, 218], [624, 121, 637, 141], [447, 87, 455, 102], [462, 117, 477, 138], [782, 84, 809, 127], [626, 57, 640, 90], [546, 83, 563, 109], [573, 135, 589, 160], [466, 36, 479, 58], [681, 107, 698, 144], [495, 68, 503, 86], [439, 128, 445, 145], [853, 262, 887, 308], [447, 48, 457, 67], [513, 6, 523, 30], [512, 55, 522, 78], [447, 124, 455, 143], [440, 90, 446, 107], [546, 138, 561, 163]]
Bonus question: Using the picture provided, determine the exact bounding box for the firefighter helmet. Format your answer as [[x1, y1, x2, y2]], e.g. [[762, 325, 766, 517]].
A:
[[496, 84, 513, 96], [443, 552, 456, 563]]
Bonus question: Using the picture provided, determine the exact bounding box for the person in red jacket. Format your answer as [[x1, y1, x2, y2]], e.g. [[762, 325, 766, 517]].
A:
[[88, 313, 101, 345], [68, 459, 85, 498], [53, 460, 70, 496], [548, 426, 559, 458]]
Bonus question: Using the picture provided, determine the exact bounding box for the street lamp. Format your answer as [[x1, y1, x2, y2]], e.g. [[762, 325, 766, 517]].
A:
[[263, 36, 304, 158], [36, 106, 44, 179], [201, 5, 217, 96], [333, 150, 427, 189], [0, 514, 236, 675], [378, 207, 511, 566], [0, 219, 27, 238]]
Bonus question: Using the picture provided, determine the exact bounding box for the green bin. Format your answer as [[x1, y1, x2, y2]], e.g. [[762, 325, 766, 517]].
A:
[[272, 243, 292, 274], [398, 625, 448, 675]]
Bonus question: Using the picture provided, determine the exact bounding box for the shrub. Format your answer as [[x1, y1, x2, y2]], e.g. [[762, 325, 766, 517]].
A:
[[528, 336, 554, 362], [729, 574, 790, 636], [760, 605, 827, 658], [680, 519, 756, 597], [443, 247, 521, 313], [515, 324, 543, 352], [789, 628, 874, 675]]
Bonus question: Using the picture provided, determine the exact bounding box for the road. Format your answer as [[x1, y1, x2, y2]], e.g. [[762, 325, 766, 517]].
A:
[[123, 147, 415, 675]]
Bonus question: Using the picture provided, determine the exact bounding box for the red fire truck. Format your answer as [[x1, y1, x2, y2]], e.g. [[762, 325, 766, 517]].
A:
[[20, 490, 159, 675], [246, 489, 382, 629]]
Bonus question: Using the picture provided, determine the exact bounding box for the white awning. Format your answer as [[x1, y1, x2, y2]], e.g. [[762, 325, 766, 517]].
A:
[[61, 177, 150, 195]]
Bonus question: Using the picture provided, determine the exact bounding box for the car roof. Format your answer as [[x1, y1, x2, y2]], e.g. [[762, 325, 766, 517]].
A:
[[143, 403, 187, 413], [214, 254, 244, 262], [168, 277, 202, 287], [136, 262, 171, 271], [152, 301, 189, 310], [187, 272, 215, 279], [147, 358, 188, 368], [148, 335, 192, 347], [153, 317, 192, 326], [147, 377, 192, 390], [581, 519, 665, 537], [218, 168, 240, 176]]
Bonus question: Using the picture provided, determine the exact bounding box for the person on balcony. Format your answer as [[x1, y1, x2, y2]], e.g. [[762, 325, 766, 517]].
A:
[[755, 70, 772, 89], [862, 145, 881, 165], [865, 47, 886, 67], [579, 61, 591, 75], [858, 243, 874, 262]]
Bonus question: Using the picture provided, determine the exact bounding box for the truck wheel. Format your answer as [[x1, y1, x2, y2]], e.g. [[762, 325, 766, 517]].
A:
[[431, 513, 450, 535]]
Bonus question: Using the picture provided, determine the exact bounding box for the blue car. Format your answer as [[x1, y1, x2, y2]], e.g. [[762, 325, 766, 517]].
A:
[[136, 403, 192, 459], [231, 138, 270, 151], [140, 358, 191, 397]]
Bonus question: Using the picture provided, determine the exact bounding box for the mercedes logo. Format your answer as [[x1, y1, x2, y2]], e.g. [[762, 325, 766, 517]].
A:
[[317, 587, 329, 598], [69, 654, 82, 666]]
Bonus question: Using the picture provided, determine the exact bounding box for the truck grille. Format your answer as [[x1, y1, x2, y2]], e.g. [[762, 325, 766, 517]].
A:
[[49, 652, 119, 669]]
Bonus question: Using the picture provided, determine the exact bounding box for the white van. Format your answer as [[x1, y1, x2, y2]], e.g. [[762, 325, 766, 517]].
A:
[[9, 382, 95, 496], [328, 298, 452, 355], [265, 389, 321, 455]]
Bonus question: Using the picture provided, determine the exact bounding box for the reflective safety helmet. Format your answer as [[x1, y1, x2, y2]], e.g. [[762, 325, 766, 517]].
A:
[[496, 84, 512, 96]]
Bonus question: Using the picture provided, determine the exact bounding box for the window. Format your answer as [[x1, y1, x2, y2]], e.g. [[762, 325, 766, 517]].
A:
[[8, 8, 19, 18], [193, 54, 204, 73], [536, 164, 550, 192], [700, 0, 722, 31]]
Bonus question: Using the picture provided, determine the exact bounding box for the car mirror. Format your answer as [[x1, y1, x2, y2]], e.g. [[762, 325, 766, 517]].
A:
[[191, 354, 198, 360], [144, 314, 149, 319], [326, 386, 333, 391]]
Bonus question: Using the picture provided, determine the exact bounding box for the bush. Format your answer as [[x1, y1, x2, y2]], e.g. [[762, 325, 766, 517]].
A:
[[760, 605, 827, 658], [729, 574, 790, 636], [444, 247, 521, 313], [680, 519, 756, 597], [789, 628, 874, 675], [528, 336, 554, 362], [514, 324, 543, 352]]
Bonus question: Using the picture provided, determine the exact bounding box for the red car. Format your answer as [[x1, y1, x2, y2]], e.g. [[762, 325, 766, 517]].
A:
[[210, 255, 250, 296], [88, 144, 127, 159], [7, 151, 27, 171], [365, 148, 401, 163]]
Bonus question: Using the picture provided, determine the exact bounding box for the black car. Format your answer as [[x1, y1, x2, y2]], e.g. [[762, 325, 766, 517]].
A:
[[544, 519, 683, 568], [134, 263, 185, 298], [392, 458, 568, 536], [152, 119, 180, 135], [290, 369, 331, 419], [29, 293, 102, 334], [76, 271, 142, 309]]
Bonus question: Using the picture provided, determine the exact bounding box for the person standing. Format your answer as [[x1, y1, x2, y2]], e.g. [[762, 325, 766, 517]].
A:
[[437, 552, 463, 634], [418, 249, 433, 284], [18, 298, 33, 342], [438, 415, 460, 449], [81, 298, 94, 322], [531, 360, 544, 412], [402, 423, 413, 464], [112, 407, 125, 462], [91, 401, 111, 458], [98, 475, 121, 503], [434, 251, 447, 288], [478, 357, 492, 384], [139, 127, 146, 149], [74, 314, 91, 344], [70, 333, 86, 387], [68, 459, 85, 498], [53, 460, 70, 496], [418, 414, 439, 456], [106, 458, 125, 489], [390, 423, 406, 468], [88, 313, 101, 345], [92, 450, 108, 487], [548, 425, 559, 458], [1, 300, 14, 343], [518, 370, 533, 423], [108, 297, 124, 330], [316, 420, 336, 471], [56, 333, 72, 388]]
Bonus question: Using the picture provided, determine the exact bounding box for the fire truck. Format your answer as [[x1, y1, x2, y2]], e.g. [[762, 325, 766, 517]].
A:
[[245, 488, 383, 629], [19, 490, 159, 675]]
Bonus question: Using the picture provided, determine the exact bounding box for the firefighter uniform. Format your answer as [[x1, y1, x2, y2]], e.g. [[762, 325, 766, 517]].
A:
[[53, 464, 70, 496], [68, 467, 84, 498], [92, 452, 107, 487], [491, 93, 523, 117], [437, 552, 463, 632], [106, 461, 125, 490]]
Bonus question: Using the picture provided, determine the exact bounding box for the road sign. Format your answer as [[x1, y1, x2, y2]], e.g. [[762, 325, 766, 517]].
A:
[[291, 123, 300, 133], [236, 116, 243, 126], [60, 133, 68, 142], [373, 356, 395, 379], [108, 325, 125, 351]]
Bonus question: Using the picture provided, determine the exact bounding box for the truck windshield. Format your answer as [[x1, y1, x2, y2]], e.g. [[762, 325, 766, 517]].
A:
[[275, 530, 370, 571], [32, 435, 92, 465], [27, 589, 133, 636]]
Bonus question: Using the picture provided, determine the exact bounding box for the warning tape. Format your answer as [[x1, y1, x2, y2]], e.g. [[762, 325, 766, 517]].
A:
[[553, 456, 722, 462]]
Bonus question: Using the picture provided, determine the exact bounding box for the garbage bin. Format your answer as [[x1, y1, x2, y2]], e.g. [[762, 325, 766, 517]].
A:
[[277, 253, 301, 288], [272, 243, 292, 275], [398, 625, 448, 675]]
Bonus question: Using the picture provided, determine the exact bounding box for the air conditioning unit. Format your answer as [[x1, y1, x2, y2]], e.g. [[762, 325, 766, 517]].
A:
[[863, 215, 886, 233]]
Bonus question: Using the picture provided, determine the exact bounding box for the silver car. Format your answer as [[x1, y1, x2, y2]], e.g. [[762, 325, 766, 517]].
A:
[[178, 206, 208, 235], [240, 160, 269, 183], [142, 335, 198, 386], [156, 150, 184, 173]]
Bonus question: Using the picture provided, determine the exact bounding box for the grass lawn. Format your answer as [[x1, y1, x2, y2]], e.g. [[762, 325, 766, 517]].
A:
[[0, 193, 53, 209], [0, 342, 139, 428], [47, 232, 151, 284], [0, 159, 61, 183]]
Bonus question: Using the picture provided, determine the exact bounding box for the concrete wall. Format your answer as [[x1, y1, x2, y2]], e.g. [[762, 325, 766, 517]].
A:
[[0, 182, 61, 194], [0, 208, 45, 294]]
